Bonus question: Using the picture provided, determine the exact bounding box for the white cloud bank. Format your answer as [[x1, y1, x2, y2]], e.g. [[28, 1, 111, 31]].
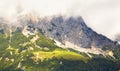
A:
[[0, 0, 120, 40]]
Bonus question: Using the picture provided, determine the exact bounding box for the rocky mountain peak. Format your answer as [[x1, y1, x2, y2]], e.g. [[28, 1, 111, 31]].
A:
[[34, 16, 117, 49], [0, 15, 118, 49]]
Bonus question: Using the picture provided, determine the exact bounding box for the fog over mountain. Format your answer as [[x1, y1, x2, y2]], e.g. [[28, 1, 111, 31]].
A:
[[0, 0, 120, 40], [0, 14, 119, 50], [0, 1, 120, 70]]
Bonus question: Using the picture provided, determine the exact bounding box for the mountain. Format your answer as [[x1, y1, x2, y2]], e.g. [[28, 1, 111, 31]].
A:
[[0, 15, 118, 47], [35, 16, 118, 48], [14, 15, 119, 54], [0, 28, 120, 71], [0, 15, 120, 71]]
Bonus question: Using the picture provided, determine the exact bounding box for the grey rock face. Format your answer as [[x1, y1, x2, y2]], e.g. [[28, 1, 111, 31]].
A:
[[16, 16, 119, 48]]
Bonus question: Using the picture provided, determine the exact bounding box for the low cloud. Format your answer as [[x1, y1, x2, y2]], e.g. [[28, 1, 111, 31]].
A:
[[0, 0, 120, 40]]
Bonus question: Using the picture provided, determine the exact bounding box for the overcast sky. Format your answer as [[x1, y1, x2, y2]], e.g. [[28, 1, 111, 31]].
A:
[[0, 0, 120, 40]]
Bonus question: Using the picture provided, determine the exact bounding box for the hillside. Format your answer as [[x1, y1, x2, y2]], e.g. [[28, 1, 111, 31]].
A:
[[0, 29, 120, 71]]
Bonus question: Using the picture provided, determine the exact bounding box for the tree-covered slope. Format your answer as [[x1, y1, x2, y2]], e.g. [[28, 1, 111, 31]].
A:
[[0, 30, 120, 71]]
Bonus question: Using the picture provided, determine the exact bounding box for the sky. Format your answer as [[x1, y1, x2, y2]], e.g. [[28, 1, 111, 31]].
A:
[[0, 0, 120, 40]]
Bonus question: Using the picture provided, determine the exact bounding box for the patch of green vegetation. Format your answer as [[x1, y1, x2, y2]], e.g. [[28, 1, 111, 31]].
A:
[[32, 49, 89, 62], [102, 45, 120, 60], [10, 31, 30, 49], [36, 33, 61, 51], [0, 34, 9, 50]]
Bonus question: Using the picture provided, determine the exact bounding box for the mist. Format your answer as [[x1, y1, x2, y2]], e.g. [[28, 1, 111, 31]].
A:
[[0, 0, 120, 40], [115, 34, 120, 44]]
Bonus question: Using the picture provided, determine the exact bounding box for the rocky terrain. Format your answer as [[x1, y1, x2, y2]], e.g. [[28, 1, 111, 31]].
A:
[[0, 15, 120, 71], [16, 15, 119, 51]]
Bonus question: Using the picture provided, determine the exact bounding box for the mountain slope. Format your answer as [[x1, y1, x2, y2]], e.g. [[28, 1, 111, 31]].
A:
[[0, 15, 118, 48], [34, 16, 117, 48], [15, 15, 120, 57], [0, 15, 120, 71], [0, 29, 119, 71]]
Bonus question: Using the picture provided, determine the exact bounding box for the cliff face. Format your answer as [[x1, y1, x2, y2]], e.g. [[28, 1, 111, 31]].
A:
[[18, 16, 117, 48], [0, 15, 118, 48]]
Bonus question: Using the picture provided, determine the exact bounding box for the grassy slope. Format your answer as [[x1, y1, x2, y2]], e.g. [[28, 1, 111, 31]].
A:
[[32, 49, 89, 62], [0, 31, 119, 71]]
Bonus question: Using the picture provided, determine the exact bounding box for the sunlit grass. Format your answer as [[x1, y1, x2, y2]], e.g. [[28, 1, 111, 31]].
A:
[[32, 49, 89, 62]]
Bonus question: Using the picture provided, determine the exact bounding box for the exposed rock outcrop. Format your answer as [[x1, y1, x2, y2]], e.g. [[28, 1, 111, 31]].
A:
[[19, 15, 118, 48]]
